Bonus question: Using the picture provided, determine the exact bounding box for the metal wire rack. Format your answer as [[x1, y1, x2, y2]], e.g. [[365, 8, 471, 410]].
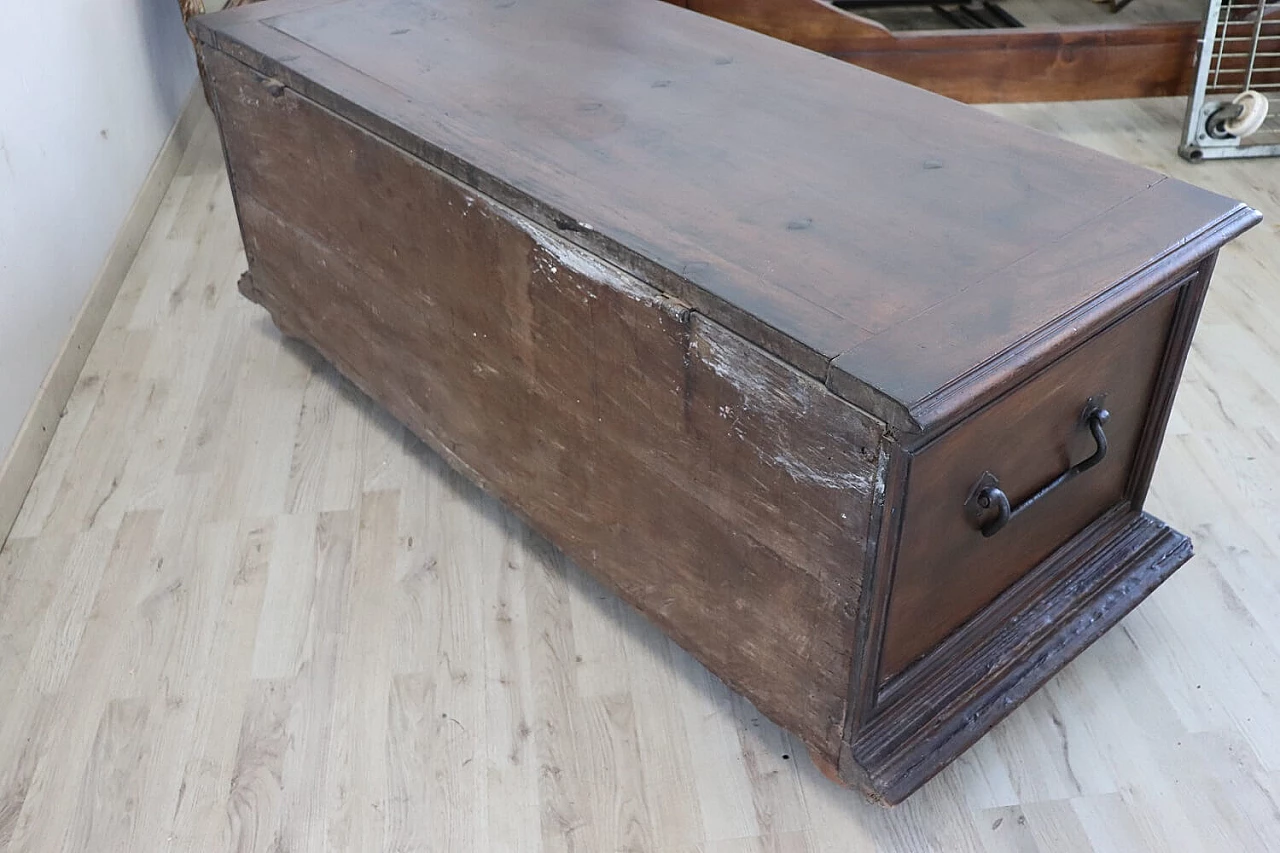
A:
[[1181, 0, 1280, 160]]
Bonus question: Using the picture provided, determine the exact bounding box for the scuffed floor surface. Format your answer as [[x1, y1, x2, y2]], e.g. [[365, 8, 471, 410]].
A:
[[1, 99, 1279, 851]]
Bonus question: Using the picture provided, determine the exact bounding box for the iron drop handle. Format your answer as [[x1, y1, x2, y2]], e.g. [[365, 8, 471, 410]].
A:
[[965, 401, 1111, 538]]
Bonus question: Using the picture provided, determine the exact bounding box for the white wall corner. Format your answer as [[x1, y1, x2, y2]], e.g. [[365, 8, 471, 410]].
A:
[[0, 84, 210, 547]]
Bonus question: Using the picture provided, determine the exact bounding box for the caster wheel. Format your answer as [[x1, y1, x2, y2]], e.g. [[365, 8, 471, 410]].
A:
[[1224, 90, 1270, 138]]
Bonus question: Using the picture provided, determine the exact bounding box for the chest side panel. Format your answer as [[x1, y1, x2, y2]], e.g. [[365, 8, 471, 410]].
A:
[[202, 48, 885, 758], [881, 283, 1182, 679]]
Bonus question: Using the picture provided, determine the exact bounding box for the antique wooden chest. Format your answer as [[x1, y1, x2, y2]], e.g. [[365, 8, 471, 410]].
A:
[[192, 0, 1259, 803]]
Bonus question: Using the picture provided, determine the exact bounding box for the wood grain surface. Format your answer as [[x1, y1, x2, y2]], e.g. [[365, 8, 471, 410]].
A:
[[189, 0, 1250, 434], [0, 94, 1277, 848]]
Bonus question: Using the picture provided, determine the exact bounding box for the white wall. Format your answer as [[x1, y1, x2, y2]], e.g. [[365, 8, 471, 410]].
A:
[[0, 0, 197, 463]]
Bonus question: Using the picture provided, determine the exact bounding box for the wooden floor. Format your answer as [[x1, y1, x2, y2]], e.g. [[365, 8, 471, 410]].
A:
[[1, 98, 1279, 852]]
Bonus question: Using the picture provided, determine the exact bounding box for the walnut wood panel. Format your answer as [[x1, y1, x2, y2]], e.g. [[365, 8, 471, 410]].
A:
[[188, 0, 1250, 436], [837, 256, 1229, 802], [880, 284, 1181, 679], [202, 49, 884, 761]]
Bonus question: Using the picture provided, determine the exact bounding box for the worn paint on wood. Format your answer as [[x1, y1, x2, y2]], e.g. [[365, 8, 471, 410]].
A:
[[203, 48, 883, 760]]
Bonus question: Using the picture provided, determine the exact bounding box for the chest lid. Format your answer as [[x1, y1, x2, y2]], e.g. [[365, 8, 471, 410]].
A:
[[191, 0, 1257, 435]]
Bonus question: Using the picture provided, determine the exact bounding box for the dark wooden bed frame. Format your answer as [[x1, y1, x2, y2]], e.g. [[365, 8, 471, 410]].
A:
[[661, 0, 1199, 102]]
